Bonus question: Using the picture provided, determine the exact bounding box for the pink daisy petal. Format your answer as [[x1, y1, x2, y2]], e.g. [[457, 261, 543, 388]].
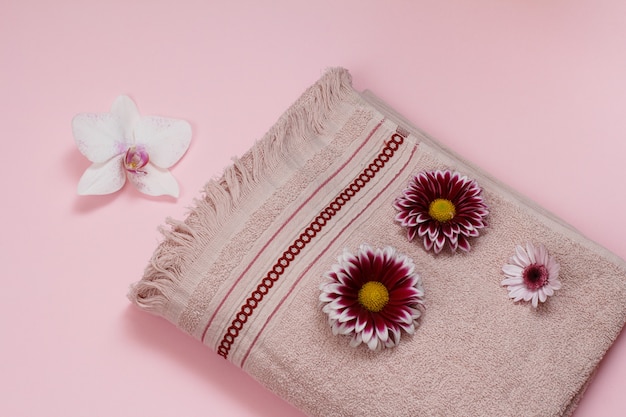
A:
[[501, 277, 523, 286], [531, 293, 539, 308], [515, 245, 530, 265], [526, 242, 537, 263], [502, 264, 524, 277]]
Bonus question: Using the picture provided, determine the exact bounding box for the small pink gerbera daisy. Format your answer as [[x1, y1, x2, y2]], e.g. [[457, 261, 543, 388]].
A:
[[319, 244, 424, 350], [501, 242, 561, 308], [394, 170, 489, 253]]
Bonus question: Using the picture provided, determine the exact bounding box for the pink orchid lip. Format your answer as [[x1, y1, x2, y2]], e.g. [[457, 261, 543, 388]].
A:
[[123, 146, 149, 174]]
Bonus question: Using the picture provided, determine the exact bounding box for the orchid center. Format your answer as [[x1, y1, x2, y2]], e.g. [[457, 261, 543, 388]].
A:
[[358, 281, 389, 313], [124, 146, 149, 174], [522, 264, 549, 290], [428, 198, 456, 222]]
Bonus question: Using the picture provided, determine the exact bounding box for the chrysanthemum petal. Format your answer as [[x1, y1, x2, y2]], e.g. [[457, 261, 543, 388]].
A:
[[381, 307, 406, 324], [322, 304, 337, 316], [354, 309, 368, 333], [366, 335, 380, 350], [337, 307, 358, 323], [457, 235, 471, 252], [361, 325, 374, 345], [408, 306, 422, 319], [77, 155, 126, 195], [400, 322, 416, 335], [373, 315, 389, 343], [389, 286, 420, 302], [423, 236, 434, 251], [327, 298, 352, 312], [319, 292, 335, 303], [320, 282, 340, 293]]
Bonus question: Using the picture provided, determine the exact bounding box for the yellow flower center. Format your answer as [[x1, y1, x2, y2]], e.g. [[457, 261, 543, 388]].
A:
[[428, 198, 456, 222], [358, 281, 390, 313]]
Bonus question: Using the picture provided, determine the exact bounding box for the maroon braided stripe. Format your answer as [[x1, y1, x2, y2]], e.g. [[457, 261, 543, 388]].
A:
[[217, 132, 406, 359]]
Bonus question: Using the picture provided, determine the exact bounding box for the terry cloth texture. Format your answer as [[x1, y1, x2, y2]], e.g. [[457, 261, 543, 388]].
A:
[[128, 68, 626, 417]]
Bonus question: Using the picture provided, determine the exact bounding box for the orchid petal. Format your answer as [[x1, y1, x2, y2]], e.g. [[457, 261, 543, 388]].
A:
[[110, 95, 140, 143], [134, 116, 192, 168], [127, 163, 180, 197], [77, 155, 126, 195], [72, 113, 125, 163]]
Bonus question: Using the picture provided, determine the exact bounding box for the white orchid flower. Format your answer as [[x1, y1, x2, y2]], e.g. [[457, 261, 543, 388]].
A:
[[72, 95, 192, 198]]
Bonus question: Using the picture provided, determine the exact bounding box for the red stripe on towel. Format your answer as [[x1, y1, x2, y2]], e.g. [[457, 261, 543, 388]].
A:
[[217, 131, 407, 360], [201, 119, 384, 343], [240, 141, 419, 368]]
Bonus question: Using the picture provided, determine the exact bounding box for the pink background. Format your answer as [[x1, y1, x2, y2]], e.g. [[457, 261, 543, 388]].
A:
[[2, 1, 626, 415]]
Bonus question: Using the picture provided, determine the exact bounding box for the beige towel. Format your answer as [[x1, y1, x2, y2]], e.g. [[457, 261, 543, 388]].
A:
[[129, 68, 626, 417]]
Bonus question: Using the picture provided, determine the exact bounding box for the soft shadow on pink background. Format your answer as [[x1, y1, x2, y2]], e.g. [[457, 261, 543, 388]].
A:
[[1, 1, 625, 416]]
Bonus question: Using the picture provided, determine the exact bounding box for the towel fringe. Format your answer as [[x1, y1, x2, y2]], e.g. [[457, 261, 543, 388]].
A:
[[128, 68, 354, 315]]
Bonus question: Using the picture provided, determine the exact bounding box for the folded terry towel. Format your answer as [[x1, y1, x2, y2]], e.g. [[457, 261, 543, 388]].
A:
[[129, 68, 626, 417]]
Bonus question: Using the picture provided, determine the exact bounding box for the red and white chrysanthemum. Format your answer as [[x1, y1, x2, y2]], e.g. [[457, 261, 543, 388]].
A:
[[394, 170, 489, 253], [501, 242, 561, 308], [319, 244, 424, 350]]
